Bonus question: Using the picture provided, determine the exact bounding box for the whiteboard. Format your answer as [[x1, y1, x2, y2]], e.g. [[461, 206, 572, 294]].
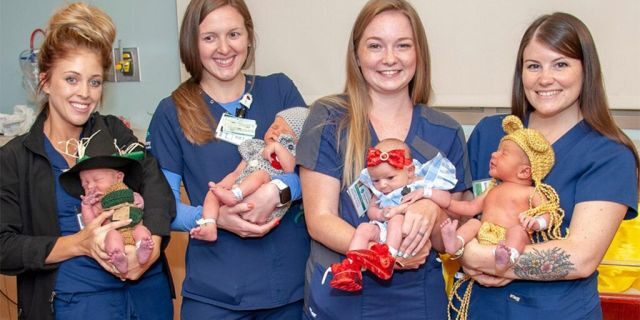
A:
[[176, 0, 640, 110]]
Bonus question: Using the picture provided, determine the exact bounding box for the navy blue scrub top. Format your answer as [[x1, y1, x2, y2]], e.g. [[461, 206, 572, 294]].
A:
[[296, 101, 472, 319], [458, 114, 638, 320], [148, 73, 310, 310]]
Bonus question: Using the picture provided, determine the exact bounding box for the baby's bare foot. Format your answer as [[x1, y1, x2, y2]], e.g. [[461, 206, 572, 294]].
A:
[[190, 225, 218, 242], [495, 242, 513, 270], [109, 250, 128, 274], [136, 237, 154, 265], [440, 218, 460, 255], [212, 187, 240, 206]]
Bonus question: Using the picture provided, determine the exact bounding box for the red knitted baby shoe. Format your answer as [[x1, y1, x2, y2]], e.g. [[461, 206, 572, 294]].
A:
[[347, 243, 395, 280], [330, 259, 363, 292]]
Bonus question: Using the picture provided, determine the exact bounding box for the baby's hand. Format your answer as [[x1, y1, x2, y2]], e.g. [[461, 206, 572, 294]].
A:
[[80, 194, 91, 206], [401, 189, 424, 205], [133, 192, 144, 209], [519, 212, 539, 231], [80, 192, 102, 224], [81, 192, 100, 206], [261, 143, 278, 160]]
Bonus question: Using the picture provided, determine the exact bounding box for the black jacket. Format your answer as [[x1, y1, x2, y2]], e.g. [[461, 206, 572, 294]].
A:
[[0, 112, 175, 320]]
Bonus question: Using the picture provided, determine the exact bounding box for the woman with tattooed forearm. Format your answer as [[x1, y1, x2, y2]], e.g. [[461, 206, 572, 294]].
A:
[[449, 12, 639, 320]]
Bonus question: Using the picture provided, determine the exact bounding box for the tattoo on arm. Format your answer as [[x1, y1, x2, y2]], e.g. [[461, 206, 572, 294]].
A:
[[513, 247, 576, 281]]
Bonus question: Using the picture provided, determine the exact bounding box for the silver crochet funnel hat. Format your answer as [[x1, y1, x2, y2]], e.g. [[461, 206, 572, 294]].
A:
[[276, 107, 309, 139]]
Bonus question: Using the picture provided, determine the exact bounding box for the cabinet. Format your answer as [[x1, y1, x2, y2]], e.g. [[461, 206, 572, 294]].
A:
[[598, 217, 640, 320]]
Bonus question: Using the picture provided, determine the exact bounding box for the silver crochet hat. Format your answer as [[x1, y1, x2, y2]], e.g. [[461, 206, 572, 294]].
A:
[[276, 107, 309, 139]]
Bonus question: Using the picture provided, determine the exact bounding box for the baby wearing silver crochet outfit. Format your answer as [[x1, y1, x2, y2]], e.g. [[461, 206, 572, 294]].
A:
[[190, 107, 309, 241]]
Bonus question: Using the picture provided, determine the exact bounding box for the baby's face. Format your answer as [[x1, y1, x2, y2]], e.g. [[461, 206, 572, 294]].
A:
[[489, 140, 530, 181], [79, 168, 123, 198], [368, 162, 412, 194], [264, 116, 296, 143]]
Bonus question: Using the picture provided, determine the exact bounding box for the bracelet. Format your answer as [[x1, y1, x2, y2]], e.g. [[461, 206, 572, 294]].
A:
[[535, 216, 547, 230], [196, 218, 216, 226], [231, 187, 244, 202], [508, 247, 520, 265], [449, 235, 465, 260]]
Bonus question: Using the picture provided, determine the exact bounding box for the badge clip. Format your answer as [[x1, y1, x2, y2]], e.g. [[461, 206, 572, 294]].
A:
[[240, 93, 252, 109], [236, 93, 253, 118]]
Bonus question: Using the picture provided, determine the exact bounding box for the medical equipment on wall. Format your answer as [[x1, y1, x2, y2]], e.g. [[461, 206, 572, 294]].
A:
[[2, 29, 43, 136], [18, 28, 45, 104]]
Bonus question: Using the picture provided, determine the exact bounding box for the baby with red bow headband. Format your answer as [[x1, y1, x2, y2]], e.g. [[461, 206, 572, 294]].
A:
[[328, 138, 457, 292]]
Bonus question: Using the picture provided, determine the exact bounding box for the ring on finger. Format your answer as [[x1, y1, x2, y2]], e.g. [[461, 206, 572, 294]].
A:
[[417, 231, 426, 236]]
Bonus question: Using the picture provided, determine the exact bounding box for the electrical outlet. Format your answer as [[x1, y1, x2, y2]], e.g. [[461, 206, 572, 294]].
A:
[[106, 47, 141, 82]]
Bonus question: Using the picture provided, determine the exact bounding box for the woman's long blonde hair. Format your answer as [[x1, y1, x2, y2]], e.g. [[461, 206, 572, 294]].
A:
[[37, 2, 116, 114], [319, 0, 432, 187], [173, 0, 256, 144]]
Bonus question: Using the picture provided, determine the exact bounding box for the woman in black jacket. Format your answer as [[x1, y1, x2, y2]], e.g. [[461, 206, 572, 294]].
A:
[[0, 3, 175, 320]]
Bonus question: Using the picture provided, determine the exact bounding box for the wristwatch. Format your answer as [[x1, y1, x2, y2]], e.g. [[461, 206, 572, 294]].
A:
[[270, 179, 291, 207]]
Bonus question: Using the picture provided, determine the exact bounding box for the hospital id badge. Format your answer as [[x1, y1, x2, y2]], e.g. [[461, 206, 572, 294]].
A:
[[347, 180, 372, 218], [216, 113, 257, 145]]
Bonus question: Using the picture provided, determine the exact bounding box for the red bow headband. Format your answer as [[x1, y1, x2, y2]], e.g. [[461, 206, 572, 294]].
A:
[[366, 148, 412, 169]]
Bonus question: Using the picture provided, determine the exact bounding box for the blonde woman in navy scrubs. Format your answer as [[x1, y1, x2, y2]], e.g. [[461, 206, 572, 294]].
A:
[[147, 0, 309, 318], [452, 12, 639, 320], [296, 0, 471, 319]]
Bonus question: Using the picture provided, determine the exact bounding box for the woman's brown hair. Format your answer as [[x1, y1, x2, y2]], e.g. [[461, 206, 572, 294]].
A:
[[511, 12, 639, 187], [173, 0, 256, 144]]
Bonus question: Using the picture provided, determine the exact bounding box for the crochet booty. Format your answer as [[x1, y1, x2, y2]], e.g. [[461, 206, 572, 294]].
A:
[[330, 259, 363, 292], [347, 243, 395, 280]]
